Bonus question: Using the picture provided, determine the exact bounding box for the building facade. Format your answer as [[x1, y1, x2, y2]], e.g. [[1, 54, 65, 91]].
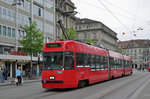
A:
[[0, 0, 55, 78], [118, 39, 150, 69], [55, 0, 76, 40], [75, 18, 118, 51]]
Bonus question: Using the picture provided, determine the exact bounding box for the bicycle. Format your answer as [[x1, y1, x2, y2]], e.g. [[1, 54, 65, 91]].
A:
[[27, 72, 35, 80]]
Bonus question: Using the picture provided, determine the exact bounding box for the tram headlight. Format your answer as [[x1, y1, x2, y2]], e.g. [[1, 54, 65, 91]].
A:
[[49, 76, 55, 80]]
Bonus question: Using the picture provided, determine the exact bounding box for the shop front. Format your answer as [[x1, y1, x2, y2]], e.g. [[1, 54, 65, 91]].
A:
[[0, 54, 42, 78]]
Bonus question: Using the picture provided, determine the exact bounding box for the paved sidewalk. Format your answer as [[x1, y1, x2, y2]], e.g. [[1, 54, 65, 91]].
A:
[[0, 77, 41, 86]]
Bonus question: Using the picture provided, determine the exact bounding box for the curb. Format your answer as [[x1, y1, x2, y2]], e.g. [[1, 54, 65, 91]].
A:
[[0, 79, 41, 86]]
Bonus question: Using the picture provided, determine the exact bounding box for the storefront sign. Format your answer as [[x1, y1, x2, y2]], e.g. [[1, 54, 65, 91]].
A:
[[11, 51, 26, 56], [0, 59, 30, 62], [0, 59, 9, 61], [17, 60, 30, 62], [0, 59, 16, 62]]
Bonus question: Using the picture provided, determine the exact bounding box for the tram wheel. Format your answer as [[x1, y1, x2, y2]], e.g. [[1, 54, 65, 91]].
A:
[[78, 81, 84, 88]]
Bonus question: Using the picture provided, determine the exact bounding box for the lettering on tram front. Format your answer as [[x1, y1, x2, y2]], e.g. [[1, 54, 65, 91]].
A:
[[46, 43, 61, 48]]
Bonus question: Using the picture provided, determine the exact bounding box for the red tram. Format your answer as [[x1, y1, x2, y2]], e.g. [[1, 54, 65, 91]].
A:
[[42, 40, 132, 89]]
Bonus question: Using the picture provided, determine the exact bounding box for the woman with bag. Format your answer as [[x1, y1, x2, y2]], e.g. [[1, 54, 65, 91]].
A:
[[0, 66, 5, 83], [16, 66, 22, 86]]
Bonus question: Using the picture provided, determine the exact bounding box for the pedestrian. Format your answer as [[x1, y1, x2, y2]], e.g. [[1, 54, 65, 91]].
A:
[[0, 66, 5, 83], [16, 66, 22, 85], [4, 67, 8, 82], [137, 66, 141, 72], [25, 68, 29, 78], [142, 65, 145, 72]]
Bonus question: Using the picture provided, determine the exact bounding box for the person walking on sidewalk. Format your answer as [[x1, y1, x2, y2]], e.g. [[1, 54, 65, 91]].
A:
[[16, 66, 22, 85], [0, 66, 5, 83], [4, 67, 8, 82]]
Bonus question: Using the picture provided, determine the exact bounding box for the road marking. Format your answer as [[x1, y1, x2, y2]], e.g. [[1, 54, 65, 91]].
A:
[[129, 77, 150, 99], [142, 93, 150, 97]]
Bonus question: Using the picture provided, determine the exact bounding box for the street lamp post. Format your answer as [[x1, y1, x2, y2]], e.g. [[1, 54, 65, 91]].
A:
[[12, 0, 24, 77], [12, 0, 24, 51]]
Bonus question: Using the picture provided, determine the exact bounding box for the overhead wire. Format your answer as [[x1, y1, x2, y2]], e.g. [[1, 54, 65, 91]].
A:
[[103, 0, 146, 22], [76, 0, 146, 28], [97, 0, 136, 36], [131, 0, 141, 35]]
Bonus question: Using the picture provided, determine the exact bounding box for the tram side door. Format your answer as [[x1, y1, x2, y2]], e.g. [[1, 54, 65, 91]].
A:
[[63, 54, 76, 83]]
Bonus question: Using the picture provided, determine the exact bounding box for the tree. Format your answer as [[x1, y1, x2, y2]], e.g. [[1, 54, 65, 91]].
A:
[[116, 50, 126, 54], [60, 28, 77, 40], [18, 21, 44, 73], [66, 28, 77, 40], [85, 38, 96, 45]]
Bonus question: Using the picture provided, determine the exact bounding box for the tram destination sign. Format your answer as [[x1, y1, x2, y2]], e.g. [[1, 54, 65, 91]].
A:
[[46, 43, 61, 48]]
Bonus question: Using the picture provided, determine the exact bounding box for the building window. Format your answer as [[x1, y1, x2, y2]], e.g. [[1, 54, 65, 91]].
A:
[[22, 31, 25, 36], [79, 26, 81, 30], [3, 26, 6, 36], [4, 48, 11, 55], [0, 25, 2, 35], [131, 50, 133, 55], [2, 8, 7, 18], [84, 34, 88, 39], [8, 27, 11, 37], [94, 33, 97, 39], [8, 10, 11, 20], [18, 30, 21, 38], [38, 8, 41, 16], [87, 26, 89, 29], [0, 7, 2, 17], [139, 49, 141, 54], [12, 28, 15, 38], [11, 11, 15, 22]]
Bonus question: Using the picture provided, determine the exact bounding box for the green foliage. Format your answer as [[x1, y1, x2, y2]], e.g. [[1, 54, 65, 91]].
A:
[[85, 38, 96, 45], [66, 28, 77, 40], [116, 50, 126, 54], [18, 21, 44, 56], [60, 28, 77, 40], [26, 0, 31, 2]]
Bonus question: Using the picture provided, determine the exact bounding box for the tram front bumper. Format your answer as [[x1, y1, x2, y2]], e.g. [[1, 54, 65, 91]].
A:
[[42, 80, 63, 83]]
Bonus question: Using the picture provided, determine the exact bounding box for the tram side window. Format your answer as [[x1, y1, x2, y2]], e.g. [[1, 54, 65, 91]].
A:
[[104, 57, 108, 70], [124, 60, 127, 68], [119, 59, 122, 69], [117, 59, 120, 69], [127, 61, 131, 68], [121, 59, 123, 69], [114, 58, 117, 69], [101, 56, 107, 70], [126, 61, 129, 68], [119, 59, 122, 68], [76, 52, 84, 67], [125, 60, 128, 68], [84, 53, 90, 67], [96, 55, 100, 70], [116, 58, 119, 69], [130, 61, 131, 68], [64, 55, 74, 70], [110, 58, 114, 69], [123, 60, 125, 68], [90, 55, 96, 71]]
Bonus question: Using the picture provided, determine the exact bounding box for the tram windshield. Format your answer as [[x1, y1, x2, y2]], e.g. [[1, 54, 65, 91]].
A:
[[43, 51, 74, 70]]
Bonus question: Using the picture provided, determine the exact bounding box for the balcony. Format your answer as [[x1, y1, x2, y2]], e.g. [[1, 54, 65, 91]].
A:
[[56, 5, 66, 13]]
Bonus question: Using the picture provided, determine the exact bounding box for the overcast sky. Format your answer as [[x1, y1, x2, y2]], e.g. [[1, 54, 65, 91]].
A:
[[71, 0, 150, 41]]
